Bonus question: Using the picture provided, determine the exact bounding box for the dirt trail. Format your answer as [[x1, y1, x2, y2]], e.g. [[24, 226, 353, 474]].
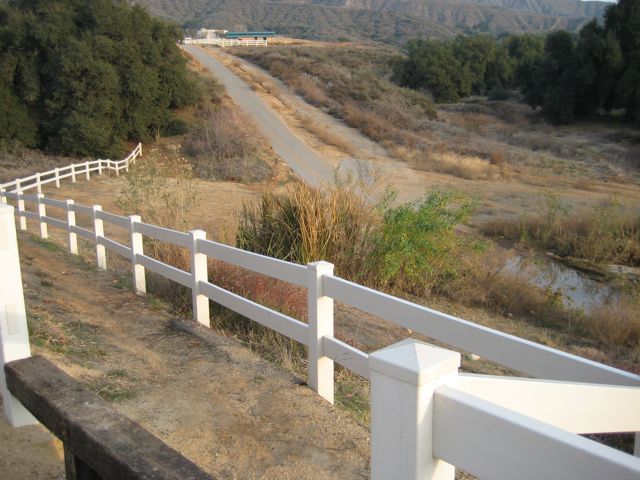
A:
[[184, 45, 333, 186], [0, 233, 370, 479]]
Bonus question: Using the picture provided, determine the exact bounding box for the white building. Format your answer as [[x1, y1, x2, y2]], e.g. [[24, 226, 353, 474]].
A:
[[196, 29, 228, 40]]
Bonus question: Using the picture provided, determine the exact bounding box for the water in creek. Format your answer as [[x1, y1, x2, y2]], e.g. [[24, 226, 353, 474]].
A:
[[504, 254, 621, 313]]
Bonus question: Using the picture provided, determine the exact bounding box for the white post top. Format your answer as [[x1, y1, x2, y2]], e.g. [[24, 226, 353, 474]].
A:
[[0, 204, 14, 215], [369, 339, 461, 386]]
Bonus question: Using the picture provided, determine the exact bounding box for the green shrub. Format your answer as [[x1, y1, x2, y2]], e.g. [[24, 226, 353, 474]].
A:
[[367, 192, 483, 295]]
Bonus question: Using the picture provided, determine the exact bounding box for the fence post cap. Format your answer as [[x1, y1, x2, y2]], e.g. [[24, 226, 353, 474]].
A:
[[189, 229, 207, 239], [65, 199, 74, 205], [369, 339, 460, 386], [0, 204, 14, 215], [92, 204, 102, 211], [307, 260, 334, 272]]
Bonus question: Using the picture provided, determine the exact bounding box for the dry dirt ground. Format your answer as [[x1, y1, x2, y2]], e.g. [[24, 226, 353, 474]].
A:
[[0, 230, 370, 479]]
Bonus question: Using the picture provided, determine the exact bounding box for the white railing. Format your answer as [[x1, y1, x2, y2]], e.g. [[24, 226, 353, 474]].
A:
[[0, 143, 639, 479], [183, 38, 268, 47]]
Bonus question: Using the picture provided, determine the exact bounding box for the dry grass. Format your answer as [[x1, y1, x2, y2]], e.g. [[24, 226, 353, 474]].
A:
[[483, 194, 640, 267], [298, 115, 356, 155], [584, 298, 640, 347], [394, 146, 506, 180], [236, 176, 383, 281], [184, 105, 273, 182]]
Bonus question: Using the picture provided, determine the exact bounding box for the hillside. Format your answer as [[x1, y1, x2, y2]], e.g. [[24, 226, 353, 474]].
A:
[[133, 0, 609, 43]]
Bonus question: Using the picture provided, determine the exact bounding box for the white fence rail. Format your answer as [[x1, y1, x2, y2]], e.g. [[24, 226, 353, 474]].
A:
[[1, 142, 639, 479], [183, 38, 268, 47]]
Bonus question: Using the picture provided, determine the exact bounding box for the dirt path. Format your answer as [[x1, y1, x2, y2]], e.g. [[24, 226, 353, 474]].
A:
[[184, 45, 333, 186], [0, 233, 370, 479]]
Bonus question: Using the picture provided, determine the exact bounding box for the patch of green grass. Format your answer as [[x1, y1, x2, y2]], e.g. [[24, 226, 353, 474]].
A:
[[29, 235, 61, 252], [89, 369, 138, 402], [28, 307, 106, 359], [335, 375, 370, 426]]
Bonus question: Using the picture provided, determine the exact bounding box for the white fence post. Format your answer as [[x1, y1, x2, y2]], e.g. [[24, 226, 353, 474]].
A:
[[36, 194, 47, 239], [36, 173, 42, 194], [369, 339, 460, 480], [65, 200, 78, 255], [307, 261, 335, 404], [129, 215, 146, 295], [15, 180, 26, 231], [71, 164, 76, 183], [54, 168, 60, 188], [0, 205, 38, 427], [190, 230, 209, 327], [0, 188, 6, 204], [98, 160, 103, 176], [85, 162, 90, 181], [92, 205, 106, 270]]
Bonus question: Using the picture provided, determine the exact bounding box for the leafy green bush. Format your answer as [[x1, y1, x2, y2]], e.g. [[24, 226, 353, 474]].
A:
[[0, 0, 197, 157], [367, 192, 482, 295], [236, 179, 484, 295]]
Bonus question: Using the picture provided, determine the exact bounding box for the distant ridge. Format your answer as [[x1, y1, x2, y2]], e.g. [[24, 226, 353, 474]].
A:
[[133, 0, 609, 44]]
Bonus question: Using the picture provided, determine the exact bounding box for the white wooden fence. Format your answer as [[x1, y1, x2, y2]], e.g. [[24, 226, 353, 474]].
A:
[[1, 143, 639, 479], [183, 38, 268, 47]]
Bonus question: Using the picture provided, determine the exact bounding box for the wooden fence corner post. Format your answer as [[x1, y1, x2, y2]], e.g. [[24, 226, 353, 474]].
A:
[[36, 173, 42, 194], [0, 204, 38, 427], [98, 161, 103, 176], [189, 230, 209, 327], [0, 188, 6, 205], [92, 205, 106, 270], [71, 164, 76, 184], [36, 194, 47, 239], [54, 168, 60, 188], [65, 200, 78, 255], [307, 261, 335, 404], [369, 340, 459, 480], [129, 215, 146, 295], [85, 162, 90, 182]]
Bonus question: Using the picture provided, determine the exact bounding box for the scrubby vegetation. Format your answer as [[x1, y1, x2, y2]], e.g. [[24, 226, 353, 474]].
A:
[[233, 46, 437, 149], [395, 0, 640, 124], [0, 0, 197, 157], [483, 194, 640, 268], [236, 179, 640, 349]]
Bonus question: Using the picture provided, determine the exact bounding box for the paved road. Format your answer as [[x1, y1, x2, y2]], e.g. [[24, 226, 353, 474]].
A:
[[184, 45, 333, 186]]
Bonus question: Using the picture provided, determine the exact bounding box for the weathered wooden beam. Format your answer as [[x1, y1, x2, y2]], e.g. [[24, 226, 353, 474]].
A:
[[5, 356, 214, 480]]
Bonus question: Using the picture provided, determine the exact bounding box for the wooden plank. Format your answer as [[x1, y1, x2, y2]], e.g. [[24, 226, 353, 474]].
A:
[[42, 216, 67, 230], [96, 210, 129, 229], [136, 254, 192, 288], [98, 236, 132, 259], [433, 385, 640, 480], [69, 225, 94, 241], [134, 222, 191, 248], [41, 197, 68, 209], [322, 336, 369, 379], [5, 356, 213, 480], [199, 281, 308, 344], [323, 276, 640, 387], [450, 374, 640, 434], [198, 239, 307, 286], [69, 203, 94, 215]]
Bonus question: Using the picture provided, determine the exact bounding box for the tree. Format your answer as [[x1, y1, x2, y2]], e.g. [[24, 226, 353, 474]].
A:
[[605, 0, 640, 123], [397, 39, 462, 102], [0, 0, 197, 156]]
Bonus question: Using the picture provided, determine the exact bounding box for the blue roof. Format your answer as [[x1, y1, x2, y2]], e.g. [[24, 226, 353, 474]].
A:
[[225, 31, 276, 38]]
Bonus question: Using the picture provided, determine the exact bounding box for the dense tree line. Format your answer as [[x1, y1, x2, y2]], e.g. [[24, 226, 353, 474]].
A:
[[0, 0, 197, 157], [395, 0, 640, 125]]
